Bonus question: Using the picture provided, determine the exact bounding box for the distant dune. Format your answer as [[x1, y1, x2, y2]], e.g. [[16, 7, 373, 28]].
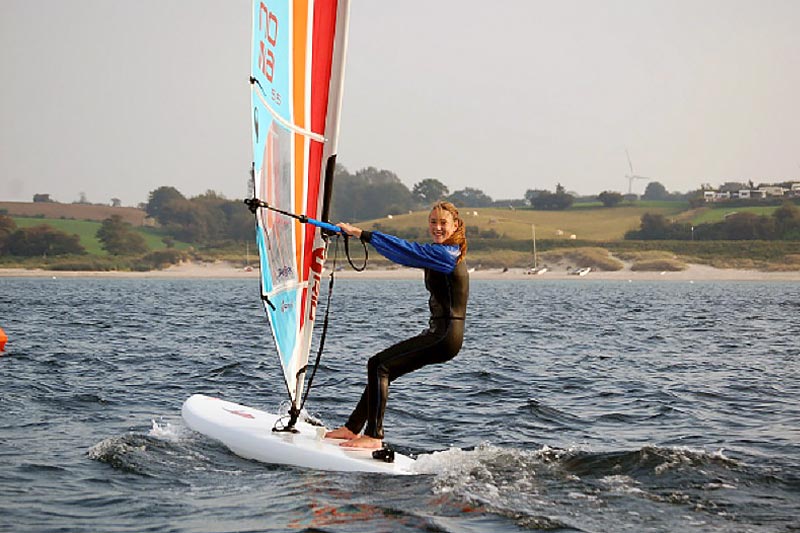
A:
[[0, 201, 147, 226]]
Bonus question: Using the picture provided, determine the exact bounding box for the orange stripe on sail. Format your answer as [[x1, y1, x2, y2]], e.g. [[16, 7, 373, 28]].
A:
[[292, 0, 309, 276]]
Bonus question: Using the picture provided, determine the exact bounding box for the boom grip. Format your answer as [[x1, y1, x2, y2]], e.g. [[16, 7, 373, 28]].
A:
[[307, 218, 342, 234]]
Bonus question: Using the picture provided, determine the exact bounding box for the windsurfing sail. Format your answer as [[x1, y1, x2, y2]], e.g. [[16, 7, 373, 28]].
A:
[[249, 0, 350, 425]]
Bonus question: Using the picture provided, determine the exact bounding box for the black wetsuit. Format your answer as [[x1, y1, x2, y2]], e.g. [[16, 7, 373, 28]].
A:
[[343, 231, 469, 439]]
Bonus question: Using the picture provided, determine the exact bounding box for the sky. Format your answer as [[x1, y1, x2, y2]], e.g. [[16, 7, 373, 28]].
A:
[[1, 0, 799, 207]]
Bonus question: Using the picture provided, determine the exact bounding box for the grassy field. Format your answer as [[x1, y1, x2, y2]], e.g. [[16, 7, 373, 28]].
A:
[[690, 205, 779, 224], [12, 217, 188, 256], [362, 204, 688, 241], [0, 201, 146, 225]]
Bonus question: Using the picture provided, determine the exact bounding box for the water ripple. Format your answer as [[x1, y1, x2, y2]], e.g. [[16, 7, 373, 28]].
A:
[[1, 278, 799, 532]]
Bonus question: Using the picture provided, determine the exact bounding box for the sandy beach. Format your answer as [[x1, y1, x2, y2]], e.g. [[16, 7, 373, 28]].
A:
[[1, 261, 798, 281]]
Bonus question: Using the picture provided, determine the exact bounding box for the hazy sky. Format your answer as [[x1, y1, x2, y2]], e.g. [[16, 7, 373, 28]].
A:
[[2, 0, 799, 207]]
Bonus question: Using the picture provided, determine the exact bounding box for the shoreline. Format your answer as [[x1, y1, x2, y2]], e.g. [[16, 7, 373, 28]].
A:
[[1, 261, 799, 282]]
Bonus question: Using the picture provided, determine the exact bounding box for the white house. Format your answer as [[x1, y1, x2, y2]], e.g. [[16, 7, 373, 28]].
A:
[[759, 186, 787, 197], [738, 189, 767, 199], [705, 185, 792, 202]]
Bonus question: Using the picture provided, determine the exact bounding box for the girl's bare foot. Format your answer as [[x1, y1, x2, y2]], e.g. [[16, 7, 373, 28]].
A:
[[340, 435, 382, 449], [324, 426, 358, 440]]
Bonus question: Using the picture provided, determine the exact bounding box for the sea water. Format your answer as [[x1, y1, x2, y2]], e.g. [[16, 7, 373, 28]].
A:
[[1, 277, 798, 532]]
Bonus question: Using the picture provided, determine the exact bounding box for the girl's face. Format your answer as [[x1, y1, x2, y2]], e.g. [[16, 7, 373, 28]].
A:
[[428, 208, 457, 244]]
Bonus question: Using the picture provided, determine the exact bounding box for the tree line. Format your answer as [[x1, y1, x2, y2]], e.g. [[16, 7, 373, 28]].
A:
[[0, 216, 85, 257], [0, 214, 154, 257], [330, 165, 497, 220], [626, 202, 800, 241], [0, 164, 712, 259], [2, 164, 519, 257], [10, 161, 784, 259], [4, 182, 799, 260], [142, 165, 504, 245], [331, 166, 694, 214]]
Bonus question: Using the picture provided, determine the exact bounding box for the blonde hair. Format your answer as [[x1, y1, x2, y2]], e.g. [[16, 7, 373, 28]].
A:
[[430, 201, 467, 262]]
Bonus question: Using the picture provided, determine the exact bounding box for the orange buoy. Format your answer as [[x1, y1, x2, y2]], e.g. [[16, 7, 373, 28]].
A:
[[0, 327, 7, 352]]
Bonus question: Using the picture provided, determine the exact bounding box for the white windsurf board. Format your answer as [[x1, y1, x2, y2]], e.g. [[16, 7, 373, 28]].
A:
[[181, 394, 416, 475]]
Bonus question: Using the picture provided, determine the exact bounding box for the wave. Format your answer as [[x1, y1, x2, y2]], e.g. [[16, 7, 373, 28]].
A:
[[411, 442, 796, 532], [87, 419, 229, 478]]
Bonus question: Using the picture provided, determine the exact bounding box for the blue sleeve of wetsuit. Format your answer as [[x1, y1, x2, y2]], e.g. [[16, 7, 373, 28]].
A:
[[360, 231, 459, 274]]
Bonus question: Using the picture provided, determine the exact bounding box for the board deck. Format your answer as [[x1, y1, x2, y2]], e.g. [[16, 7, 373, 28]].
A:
[[181, 394, 416, 475]]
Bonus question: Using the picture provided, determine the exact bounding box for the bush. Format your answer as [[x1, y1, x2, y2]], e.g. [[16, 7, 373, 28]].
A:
[[542, 247, 624, 271], [763, 254, 800, 271], [466, 226, 500, 239], [0, 215, 17, 250], [468, 249, 533, 269], [5, 225, 86, 256], [48, 258, 122, 271], [97, 215, 149, 255], [630, 259, 687, 271], [134, 249, 187, 270], [598, 191, 623, 207]]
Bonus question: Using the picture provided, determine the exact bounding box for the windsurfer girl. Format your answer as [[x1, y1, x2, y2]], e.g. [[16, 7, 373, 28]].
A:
[[325, 201, 469, 449]]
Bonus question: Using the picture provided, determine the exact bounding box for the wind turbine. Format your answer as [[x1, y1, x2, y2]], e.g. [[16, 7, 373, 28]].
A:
[[625, 149, 651, 195]]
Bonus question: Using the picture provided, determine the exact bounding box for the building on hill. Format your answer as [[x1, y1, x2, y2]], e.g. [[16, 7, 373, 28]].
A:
[[702, 183, 798, 202], [758, 186, 788, 197], [737, 190, 766, 200]]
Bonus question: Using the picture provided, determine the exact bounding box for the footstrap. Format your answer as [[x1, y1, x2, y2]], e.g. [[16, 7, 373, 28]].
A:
[[372, 447, 395, 463]]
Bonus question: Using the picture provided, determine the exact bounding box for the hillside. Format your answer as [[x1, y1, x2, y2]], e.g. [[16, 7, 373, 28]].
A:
[[4, 201, 690, 241], [357, 203, 688, 241], [0, 201, 148, 226], [3, 199, 800, 271], [11, 217, 183, 256]]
